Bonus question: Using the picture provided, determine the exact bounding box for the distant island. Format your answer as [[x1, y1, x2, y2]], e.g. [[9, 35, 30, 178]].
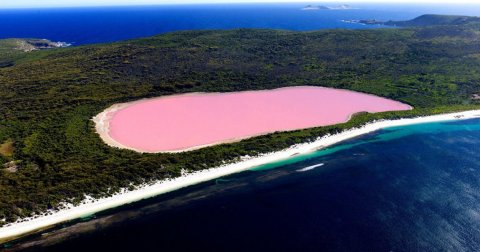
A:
[[341, 19, 385, 25], [301, 4, 353, 11], [342, 14, 480, 27]]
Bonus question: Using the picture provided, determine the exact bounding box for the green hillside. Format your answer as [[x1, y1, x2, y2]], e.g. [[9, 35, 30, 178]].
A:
[[1, 15, 480, 225], [0, 38, 68, 68], [386, 14, 480, 27]]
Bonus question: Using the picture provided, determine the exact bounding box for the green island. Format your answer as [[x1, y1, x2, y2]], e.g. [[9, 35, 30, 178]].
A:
[[0, 14, 480, 226]]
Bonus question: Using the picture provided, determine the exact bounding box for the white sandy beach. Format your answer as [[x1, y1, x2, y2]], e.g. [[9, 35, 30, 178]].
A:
[[2, 109, 480, 242]]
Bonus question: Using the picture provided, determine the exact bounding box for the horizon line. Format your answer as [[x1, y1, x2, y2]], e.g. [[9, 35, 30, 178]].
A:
[[1, 1, 480, 10]]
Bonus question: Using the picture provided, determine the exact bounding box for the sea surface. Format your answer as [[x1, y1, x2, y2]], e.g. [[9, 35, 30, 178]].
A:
[[9, 118, 480, 251], [1, 3, 480, 45]]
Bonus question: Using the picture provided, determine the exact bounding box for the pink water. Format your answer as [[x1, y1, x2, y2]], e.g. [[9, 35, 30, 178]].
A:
[[108, 86, 411, 152]]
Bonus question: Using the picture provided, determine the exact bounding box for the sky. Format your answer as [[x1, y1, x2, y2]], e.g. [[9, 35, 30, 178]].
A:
[[1, 0, 479, 8]]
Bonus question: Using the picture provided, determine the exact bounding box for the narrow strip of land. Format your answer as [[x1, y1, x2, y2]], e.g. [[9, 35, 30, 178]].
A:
[[2, 110, 480, 243]]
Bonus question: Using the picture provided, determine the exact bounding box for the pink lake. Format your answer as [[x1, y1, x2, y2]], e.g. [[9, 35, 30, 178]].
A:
[[107, 86, 412, 152]]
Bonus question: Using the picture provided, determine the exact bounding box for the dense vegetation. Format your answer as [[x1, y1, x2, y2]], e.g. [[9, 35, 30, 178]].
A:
[[1, 15, 480, 225]]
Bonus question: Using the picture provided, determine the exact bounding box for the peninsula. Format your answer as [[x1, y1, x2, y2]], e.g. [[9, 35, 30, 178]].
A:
[[343, 14, 480, 26]]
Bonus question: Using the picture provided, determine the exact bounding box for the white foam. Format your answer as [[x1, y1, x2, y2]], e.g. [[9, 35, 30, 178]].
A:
[[296, 163, 324, 172]]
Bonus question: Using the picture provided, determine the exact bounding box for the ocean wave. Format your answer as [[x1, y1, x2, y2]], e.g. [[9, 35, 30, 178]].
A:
[[296, 163, 324, 172]]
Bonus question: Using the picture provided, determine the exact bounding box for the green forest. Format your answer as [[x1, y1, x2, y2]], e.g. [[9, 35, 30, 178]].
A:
[[0, 15, 480, 225]]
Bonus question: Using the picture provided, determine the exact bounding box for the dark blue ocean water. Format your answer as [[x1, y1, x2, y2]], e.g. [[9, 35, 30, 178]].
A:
[[11, 118, 480, 251], [1, 3, 480, 45]]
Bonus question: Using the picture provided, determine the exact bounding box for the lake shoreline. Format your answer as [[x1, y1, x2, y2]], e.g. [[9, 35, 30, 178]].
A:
[[92, 86, 412, 153], [2, 109, 480, 244]]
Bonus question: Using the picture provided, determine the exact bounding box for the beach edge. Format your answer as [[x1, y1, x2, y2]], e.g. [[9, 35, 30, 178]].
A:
[[2, 109, 480, 243]]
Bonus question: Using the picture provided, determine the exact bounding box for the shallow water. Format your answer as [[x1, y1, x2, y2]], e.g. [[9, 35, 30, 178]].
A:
[[10, 118, 480, 251]]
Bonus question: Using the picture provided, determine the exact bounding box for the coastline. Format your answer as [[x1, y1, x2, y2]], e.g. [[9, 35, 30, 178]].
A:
[[2, 109, 480, 243]]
